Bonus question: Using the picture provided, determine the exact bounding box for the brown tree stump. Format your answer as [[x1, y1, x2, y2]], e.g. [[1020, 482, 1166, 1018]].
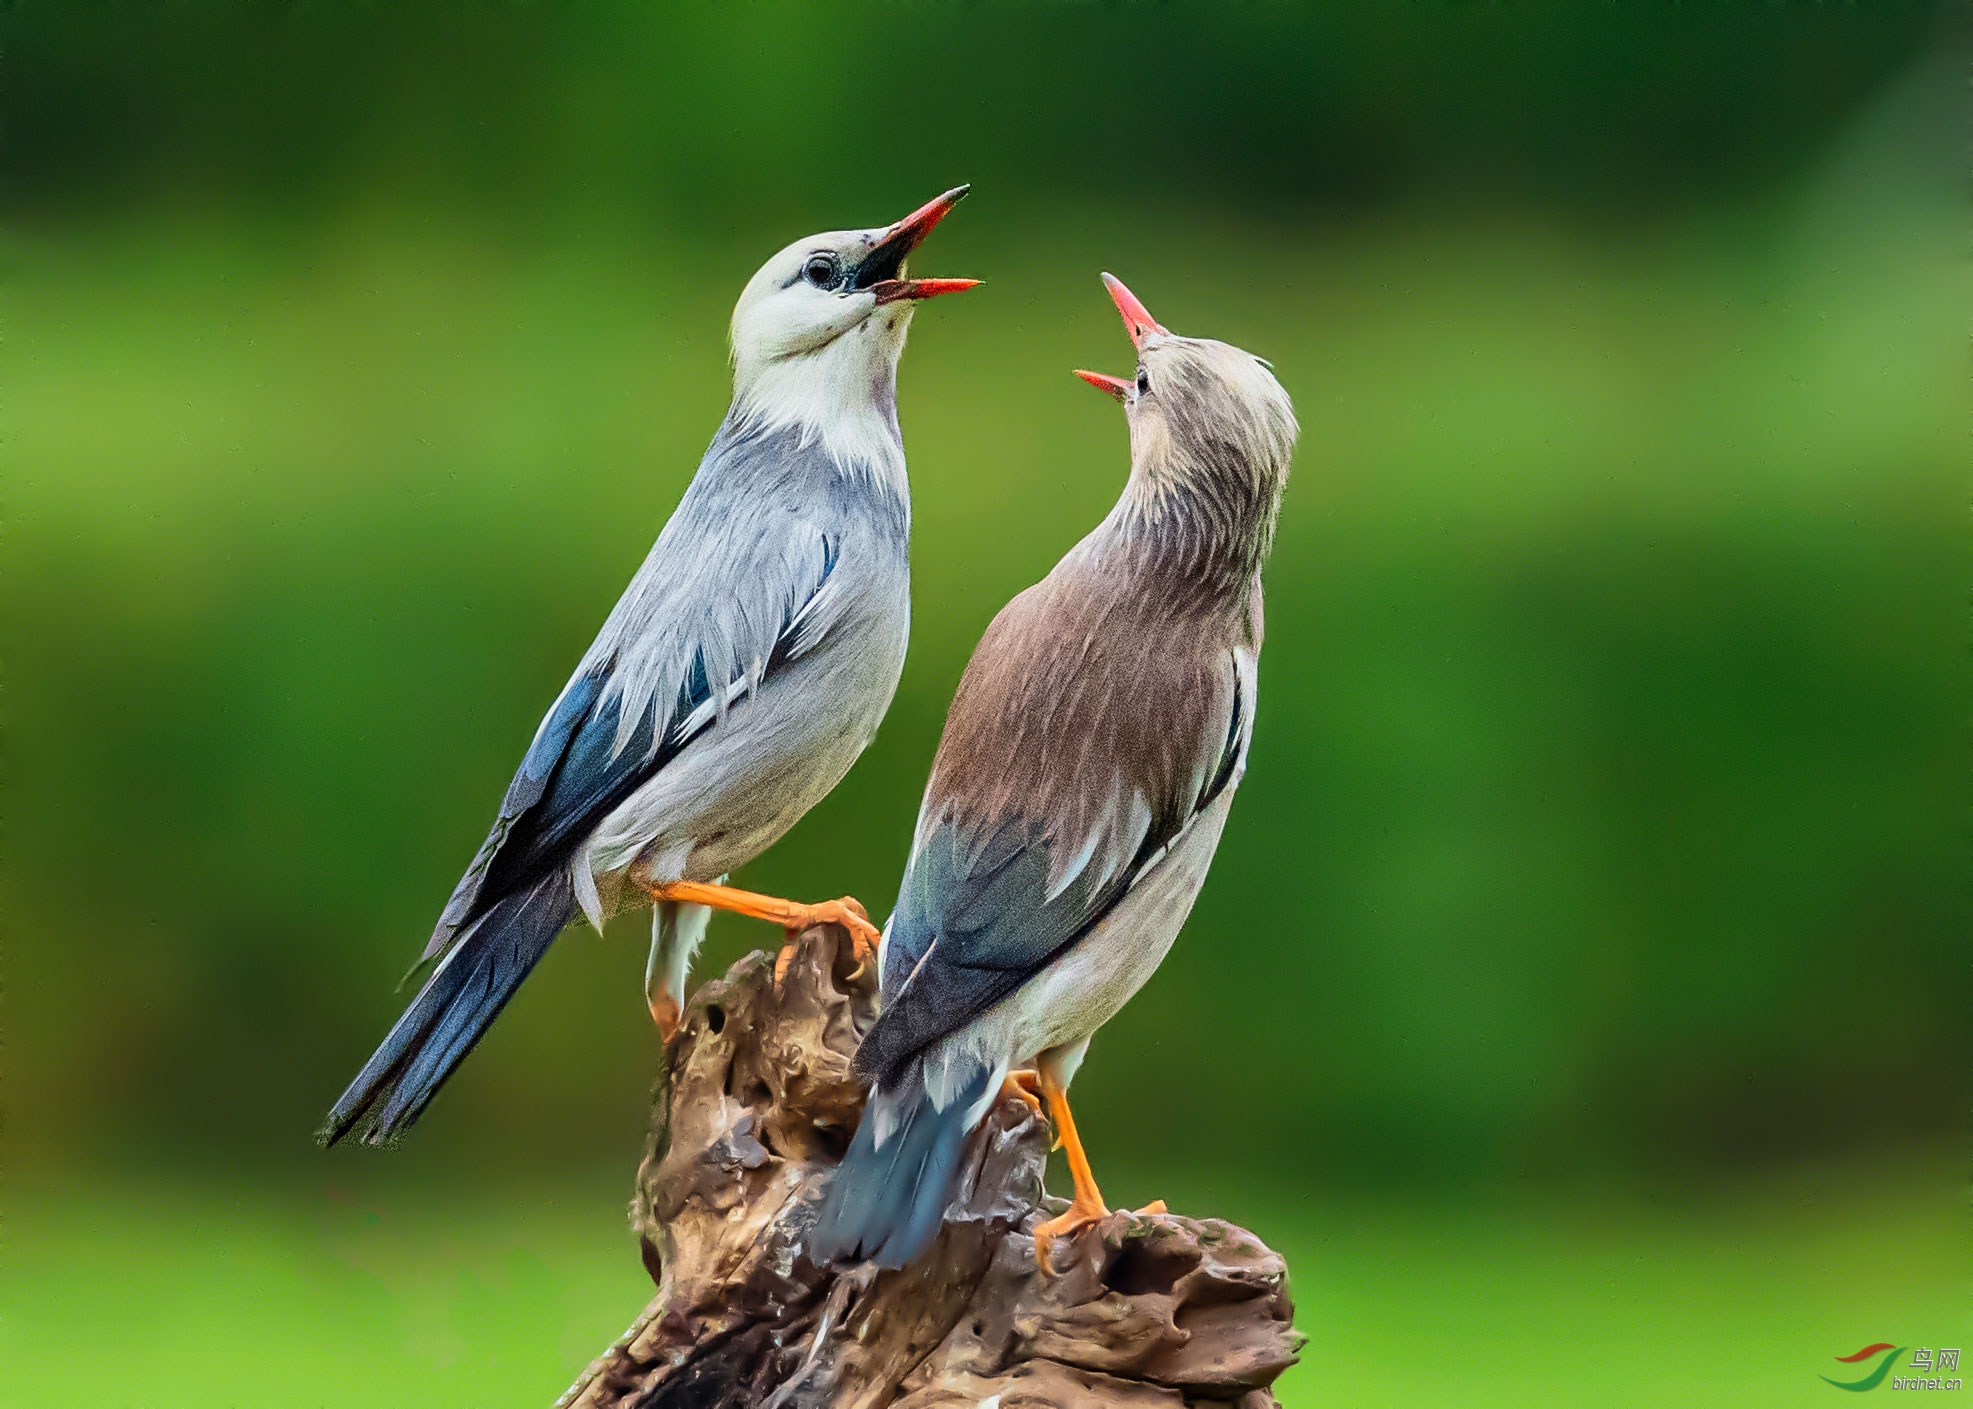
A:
[[558, 923, 1301, 1408]]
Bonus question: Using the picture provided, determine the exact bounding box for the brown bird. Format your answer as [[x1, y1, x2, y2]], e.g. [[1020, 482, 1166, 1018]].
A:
[[810, 273, 1297, 1271]]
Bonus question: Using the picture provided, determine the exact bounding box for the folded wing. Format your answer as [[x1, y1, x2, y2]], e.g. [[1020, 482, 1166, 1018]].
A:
[[859, 576, 1251, 1085], [425, 519, 847, 961]]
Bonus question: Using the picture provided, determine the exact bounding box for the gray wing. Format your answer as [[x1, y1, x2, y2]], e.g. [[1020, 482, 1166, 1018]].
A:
[[858, 589, 1252, 1083], [423, 507, 850, 962]]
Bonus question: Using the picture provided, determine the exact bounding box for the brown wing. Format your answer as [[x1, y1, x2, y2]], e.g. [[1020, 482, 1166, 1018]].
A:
[[859, 547, 1254, 1082]]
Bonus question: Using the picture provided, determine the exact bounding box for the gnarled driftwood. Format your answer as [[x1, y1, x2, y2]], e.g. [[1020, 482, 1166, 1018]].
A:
[[559, 923, 1300, 1408]]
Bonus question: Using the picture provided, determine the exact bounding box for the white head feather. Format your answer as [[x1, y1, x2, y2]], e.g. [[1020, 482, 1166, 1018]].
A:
[[728, 189, 974, 483]]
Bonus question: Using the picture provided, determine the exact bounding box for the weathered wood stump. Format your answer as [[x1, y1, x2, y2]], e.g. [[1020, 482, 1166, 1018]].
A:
[[559, 924, 1301, 1408]]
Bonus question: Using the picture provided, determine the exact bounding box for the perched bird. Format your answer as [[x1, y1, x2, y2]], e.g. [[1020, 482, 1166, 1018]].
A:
[[321, 188, 979, 1147], [809, 274, 1296, 1272]]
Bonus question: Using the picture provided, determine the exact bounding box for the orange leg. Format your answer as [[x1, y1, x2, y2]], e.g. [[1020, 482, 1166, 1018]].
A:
[[641, 879, 879, 985], [1031, 1065, 1110, 1275], [1029, 1064, 1166, 1273]]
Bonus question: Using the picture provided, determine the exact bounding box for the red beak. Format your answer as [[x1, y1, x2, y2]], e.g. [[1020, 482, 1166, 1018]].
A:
[[1100, 272, 1167, 349], [1075, 369, 1130, 402], [863, 185, 981, 303], [1077, 273, 1165, 402], [871, 276, 982, 304], [887, 186, 968, 248]]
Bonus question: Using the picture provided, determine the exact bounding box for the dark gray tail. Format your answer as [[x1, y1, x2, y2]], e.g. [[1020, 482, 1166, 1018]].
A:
[[319, 871, 574, 1147], [808, 1062, 991, 1270]]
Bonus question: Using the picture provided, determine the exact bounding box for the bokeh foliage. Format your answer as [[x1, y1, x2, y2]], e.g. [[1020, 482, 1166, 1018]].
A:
[[4, 3, 1965, 1401]]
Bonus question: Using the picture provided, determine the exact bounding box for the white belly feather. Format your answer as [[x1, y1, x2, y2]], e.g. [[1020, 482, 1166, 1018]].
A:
[[922, 781, 1239, 1109]]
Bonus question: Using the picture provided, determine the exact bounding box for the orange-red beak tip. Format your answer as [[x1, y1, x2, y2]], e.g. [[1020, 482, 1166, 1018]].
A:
[[1099, 271, 1167, 349], [890, 184, 972, 244], [871, 276, 981, 305], [1076, 369, 1131, 402], [915, 277, 981, 298]]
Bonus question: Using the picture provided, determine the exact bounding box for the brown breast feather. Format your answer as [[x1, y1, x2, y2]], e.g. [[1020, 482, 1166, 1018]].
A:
[[922, 538, 1256, 882]]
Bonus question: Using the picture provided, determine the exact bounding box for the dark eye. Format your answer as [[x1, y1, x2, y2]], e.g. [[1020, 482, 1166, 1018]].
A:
[[1135, 367, 1151, 396], [803, 254, 840, 288]]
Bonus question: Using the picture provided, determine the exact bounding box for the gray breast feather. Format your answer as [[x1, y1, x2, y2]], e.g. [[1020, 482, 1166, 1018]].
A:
[[581, 419, 903, 751], [427, 420, 907, 963]]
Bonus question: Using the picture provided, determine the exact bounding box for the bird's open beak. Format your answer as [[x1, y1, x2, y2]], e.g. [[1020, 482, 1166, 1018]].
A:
[[1075, 273, 1167, 401], [862, 185, 982, 304], [1100, 272, 1167, 349]]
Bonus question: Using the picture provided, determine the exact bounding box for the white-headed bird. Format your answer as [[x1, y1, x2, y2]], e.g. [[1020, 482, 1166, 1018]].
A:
[[810, 274, 1297, 1271], [321, 189, 978, 1147]]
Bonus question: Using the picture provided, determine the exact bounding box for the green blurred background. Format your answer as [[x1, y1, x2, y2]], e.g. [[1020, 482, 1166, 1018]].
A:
[[5, 5, 1966, 1405]]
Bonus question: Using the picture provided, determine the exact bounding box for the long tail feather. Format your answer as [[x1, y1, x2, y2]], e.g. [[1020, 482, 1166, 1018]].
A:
[[807, 1062, 991, 1269], [319, 870, 574, 1147]]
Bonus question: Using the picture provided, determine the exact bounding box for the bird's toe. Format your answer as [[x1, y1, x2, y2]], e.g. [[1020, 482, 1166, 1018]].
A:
[[999, 1068, 1044, 1118], [1032, 1198, 1109, 1276]]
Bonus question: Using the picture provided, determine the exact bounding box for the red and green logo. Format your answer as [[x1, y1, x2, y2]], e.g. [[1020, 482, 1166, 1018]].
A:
[[1823, 1344, 1904, 1392]]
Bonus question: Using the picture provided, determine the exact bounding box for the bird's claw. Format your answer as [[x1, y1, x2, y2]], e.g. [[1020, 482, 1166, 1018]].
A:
[[1033, 1197, 1160, 1274], [823, 897, 881, 963], [1033, 1197, 1110, 1276], [773, 897, 879, 988], [999, 1068, 1044, 1118]]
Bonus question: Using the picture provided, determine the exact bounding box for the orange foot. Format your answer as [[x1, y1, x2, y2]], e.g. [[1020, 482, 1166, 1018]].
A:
[[1033, 1198, 1168, 1274], [773, 898, 878, 984], [1034, 1190, 1110, 1276], [999, 1068, 1043, 1118], [640, 880, 880, 984], [1032, 1059, 1121, 1275]]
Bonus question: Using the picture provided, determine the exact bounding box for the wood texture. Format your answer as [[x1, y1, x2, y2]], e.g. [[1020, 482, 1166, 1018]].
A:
[[558, 924, 1301, 1408]]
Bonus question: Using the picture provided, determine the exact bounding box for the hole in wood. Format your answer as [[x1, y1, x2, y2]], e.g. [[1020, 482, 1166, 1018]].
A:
[[1102, 1238, 1202, 1298]]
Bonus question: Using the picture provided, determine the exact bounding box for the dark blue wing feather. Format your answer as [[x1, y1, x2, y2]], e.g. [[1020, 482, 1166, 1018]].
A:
[[860, 823, 1148, 1082], [425, 547, 836, 960], [475, 676, 666, 898]]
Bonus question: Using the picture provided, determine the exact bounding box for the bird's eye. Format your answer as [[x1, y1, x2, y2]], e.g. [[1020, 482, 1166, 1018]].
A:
[[803, 254, 840, 288], [1135, 367, 1151, 396]]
